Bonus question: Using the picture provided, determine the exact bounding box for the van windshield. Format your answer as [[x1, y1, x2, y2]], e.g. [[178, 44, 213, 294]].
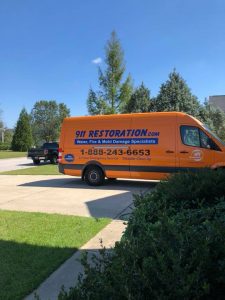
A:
[[202, 125, 225, 146]]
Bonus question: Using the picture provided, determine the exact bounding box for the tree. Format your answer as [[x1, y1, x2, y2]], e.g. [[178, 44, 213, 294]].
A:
[[125, 82, 152, 113], [4, 128, 14, 144], [118, 75, 133, 113], [87, 88, 107, 115], [0, 105, 3, 129], [0, 106, 4, 143], [199, 101, 225, 142], [31, 100, 70, 144], [59, 103, 71, 121], [155, 70, 200, 117], [11, 108, 33, 151], [87, 31, 133, 115]]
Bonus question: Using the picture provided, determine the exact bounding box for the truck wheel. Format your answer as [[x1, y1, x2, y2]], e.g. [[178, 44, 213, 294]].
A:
[[33, 159, 40, 165], [50, 155, 58, 164], [84, 166, 104, 186]]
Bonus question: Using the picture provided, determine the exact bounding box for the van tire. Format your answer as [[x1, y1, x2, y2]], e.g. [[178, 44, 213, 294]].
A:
[[84, 166, 104, 186]]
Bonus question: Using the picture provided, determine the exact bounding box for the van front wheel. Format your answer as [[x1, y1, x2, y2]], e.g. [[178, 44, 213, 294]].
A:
[[84, 166, 104, 186]]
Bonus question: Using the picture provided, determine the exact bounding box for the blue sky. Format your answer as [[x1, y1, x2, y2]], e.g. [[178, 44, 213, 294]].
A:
[[0, 0, 225, 128]]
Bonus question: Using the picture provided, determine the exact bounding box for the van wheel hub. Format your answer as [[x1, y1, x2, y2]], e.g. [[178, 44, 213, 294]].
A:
[[90, 171, 98, 181], [85, 166, 104, 186]]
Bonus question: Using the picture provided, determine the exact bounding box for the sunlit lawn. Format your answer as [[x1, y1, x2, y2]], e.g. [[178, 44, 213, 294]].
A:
[[0, 164, 60, 175], [0, 151, 26, 159], [0, 210, 110, 300]]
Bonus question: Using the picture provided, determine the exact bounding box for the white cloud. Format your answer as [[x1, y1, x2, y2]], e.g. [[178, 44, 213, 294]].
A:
[[92, 57, 102, 64]]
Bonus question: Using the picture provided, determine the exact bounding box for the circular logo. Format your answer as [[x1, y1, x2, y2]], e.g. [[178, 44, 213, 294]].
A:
[[190, 150, 203, 162], [64, 154, 74, 162]]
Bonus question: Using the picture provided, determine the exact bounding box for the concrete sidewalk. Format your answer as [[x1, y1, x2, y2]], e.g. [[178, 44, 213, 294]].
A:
[[25, 220, 127, 300]]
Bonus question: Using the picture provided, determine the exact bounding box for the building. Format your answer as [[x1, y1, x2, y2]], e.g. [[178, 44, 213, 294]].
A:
[[209, 95, 225, 112]]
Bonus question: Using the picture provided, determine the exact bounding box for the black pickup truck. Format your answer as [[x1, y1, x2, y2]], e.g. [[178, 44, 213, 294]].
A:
[[28, 142, 59, 165]]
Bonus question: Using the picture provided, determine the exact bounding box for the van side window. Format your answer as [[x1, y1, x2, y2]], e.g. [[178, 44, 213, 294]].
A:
[[181, 126, 200, 147], [199, 130, 211, 149], [199, 129, 221, 151], [181, 126, 221, 151]]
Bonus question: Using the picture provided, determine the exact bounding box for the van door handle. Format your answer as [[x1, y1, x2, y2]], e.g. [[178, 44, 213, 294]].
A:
[[180, 151, 189, 154], [166, 150, 174, 153]]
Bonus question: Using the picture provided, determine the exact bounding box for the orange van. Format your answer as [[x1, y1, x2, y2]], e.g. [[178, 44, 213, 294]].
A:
[[58, 112, 225, 185]]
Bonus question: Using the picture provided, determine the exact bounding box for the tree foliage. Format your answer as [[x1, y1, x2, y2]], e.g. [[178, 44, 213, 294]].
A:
[[125, 82, 152, 113], [155, 70, 200, 116], [87, 31, 133, 115], [87, 89, 107, 115], [0, 106, 3, 129], [4, 128, 14, 144], [199, 102, 225, 142], [31, 100, 70, 144], [118, 75, 133, 113], [11, 108, 33, 151]]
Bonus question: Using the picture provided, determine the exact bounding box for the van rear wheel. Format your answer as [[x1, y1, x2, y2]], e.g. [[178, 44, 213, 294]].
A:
[[84, 166, 104, 186]]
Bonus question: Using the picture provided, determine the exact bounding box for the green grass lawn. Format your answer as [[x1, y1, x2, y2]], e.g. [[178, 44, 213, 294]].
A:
[[0, 151, 27, 159], [0, 210, 110, 300], [0, 164, 61, 175]]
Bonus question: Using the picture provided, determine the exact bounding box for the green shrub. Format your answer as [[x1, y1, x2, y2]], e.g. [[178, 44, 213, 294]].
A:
[[135, 169, 225, 210], [127, 169, 225, 233], [59, 170, 225, 300], [0, 143, 11, 150]]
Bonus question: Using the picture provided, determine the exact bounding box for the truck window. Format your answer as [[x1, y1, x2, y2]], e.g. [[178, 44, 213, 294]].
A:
[[43, 143, 58, 149], [181, 126, 200, 147]]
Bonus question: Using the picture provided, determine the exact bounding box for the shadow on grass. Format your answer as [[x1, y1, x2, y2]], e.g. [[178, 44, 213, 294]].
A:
[[0, 239, 78, 300]]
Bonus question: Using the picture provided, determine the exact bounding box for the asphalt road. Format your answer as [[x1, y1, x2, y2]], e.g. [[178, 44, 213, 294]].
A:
[[0, 175, 156, 219], [0, 157, 35, 172]]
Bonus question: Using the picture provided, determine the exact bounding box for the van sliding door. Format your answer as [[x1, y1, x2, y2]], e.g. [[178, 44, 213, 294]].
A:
[[130, 114, 176, 180]]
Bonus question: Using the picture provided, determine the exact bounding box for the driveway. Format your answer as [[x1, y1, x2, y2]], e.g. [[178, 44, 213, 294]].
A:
[[0, 157, 35, 172], [0, 175, 156, 219]]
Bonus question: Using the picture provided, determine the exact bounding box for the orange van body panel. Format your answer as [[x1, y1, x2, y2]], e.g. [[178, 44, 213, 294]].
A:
[[58, 112, 225, 181]]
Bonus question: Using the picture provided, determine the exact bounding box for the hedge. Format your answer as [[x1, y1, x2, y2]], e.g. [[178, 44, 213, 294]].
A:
[[59, 169, 225, 300], [0, 143, 11, 150]]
